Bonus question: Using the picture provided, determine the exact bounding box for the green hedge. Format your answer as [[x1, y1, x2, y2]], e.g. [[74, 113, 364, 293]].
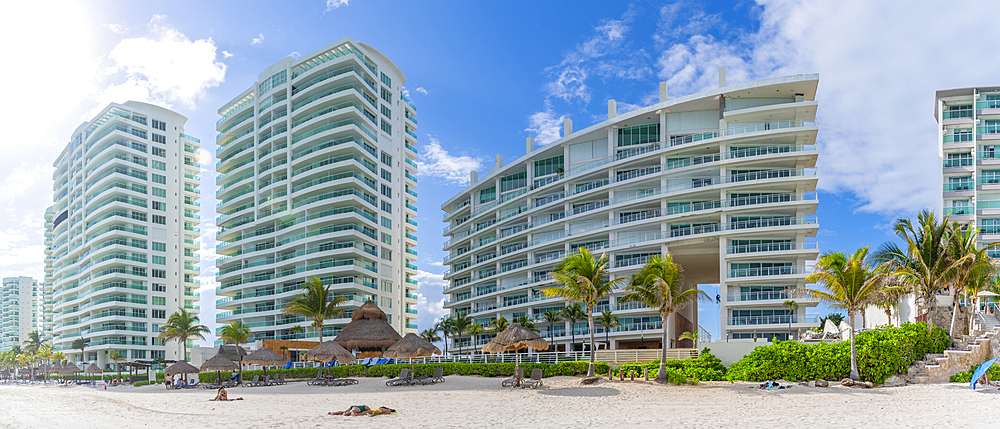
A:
[[726, 322, 949, 384], [193, 361, 609, 384], [951, 364, 1000, 383], [613, 349, 727, 384]]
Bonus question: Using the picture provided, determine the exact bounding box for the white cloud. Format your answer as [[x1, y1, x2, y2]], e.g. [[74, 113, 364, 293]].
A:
[[412, 270, 449, 327], [525, 102, 567, 145], [415, 87, 428, 95], [252, 33, 264, 45], [103, 15, 227, 109], [290, 51, 301, 58], [221, 50, 233, 58], [416, 136, 486, 186], [326, 0, 349, 11], [103, 23, 127, 34]]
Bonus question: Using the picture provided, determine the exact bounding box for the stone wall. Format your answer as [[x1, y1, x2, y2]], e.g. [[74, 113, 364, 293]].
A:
[[923, 336, 990, 383], [916, 305, 969, 335]]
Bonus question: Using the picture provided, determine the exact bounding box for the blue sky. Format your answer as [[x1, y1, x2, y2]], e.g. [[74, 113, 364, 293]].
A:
[[4, 0, 1000, 343]]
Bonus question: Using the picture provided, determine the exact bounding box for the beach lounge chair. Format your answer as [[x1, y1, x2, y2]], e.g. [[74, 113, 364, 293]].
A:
[[275, 373, 286, 385], [386, 368, 410, 386], [260, 374, 271, 386], [521, 369, 543, 389], [243, 375, 260, 387], [307, 372, 325, 386], [502, 367, 524, 387], [184, 380, 201, 389], [329, 377, 359, 386], [417, 367, 445, 385]]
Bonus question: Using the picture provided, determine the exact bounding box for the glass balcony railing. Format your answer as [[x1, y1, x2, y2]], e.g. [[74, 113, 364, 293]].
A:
[[944, 133, 974, 143], [944, 158, 974, 167], [944, 181, 974, 192], [943, 109, 974, 120]]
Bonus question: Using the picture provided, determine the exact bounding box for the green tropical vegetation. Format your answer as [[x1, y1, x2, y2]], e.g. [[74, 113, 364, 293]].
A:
[[281, 276, 348, 343], [157, 308, 209, 360]]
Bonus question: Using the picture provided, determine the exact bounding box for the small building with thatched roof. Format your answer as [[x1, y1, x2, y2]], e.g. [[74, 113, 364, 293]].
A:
[[333, 300, 402, 357], [216, 344, 247, 363]]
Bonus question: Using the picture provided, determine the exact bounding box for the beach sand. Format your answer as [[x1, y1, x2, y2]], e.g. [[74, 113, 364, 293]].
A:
[[1, 376, 996, 428]]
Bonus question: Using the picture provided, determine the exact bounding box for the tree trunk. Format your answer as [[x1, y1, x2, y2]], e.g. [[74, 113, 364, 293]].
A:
[[949, 299, 960, 337], [848, 310, 859, 380], [926, 294, 936, 334], [656, 312, 669, 382], [586, 310, 596, 377], [570, 321, 576, 355], [317, 320, 324, 343], [884, 308, 892, 327]]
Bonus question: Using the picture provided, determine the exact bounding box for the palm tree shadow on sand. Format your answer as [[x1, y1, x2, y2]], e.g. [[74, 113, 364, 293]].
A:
[[537, 386, 620, 397]]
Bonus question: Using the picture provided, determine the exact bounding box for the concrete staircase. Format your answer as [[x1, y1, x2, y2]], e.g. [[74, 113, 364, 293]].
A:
[[905, 327, 997, 384]]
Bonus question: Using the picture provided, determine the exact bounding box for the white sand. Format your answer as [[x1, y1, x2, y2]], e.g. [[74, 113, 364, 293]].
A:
[[1, 376, 997, 428]]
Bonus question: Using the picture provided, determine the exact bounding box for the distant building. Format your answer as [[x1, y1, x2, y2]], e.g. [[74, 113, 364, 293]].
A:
[[1, 276, 41, 351]]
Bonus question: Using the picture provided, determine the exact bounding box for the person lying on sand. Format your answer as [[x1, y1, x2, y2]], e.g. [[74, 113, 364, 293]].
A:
[[211, 387, 243, 401], [329, 406, 394, 416]]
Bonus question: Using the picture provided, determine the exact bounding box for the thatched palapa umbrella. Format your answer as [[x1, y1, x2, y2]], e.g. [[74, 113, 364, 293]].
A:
[[384, 333, 441, 376], [333, 300, 402, 353], [244, 347, 286, 381], [304, 341, 355, 378], [482, 323, 549, 385], [164, 360, 199, 385], [200, 354, 239, 385], [60, 362, 82, 382]]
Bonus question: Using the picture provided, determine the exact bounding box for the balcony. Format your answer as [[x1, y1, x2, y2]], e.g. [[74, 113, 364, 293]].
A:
[[728, 315, 819, 326], [727, 265, 812, 278]]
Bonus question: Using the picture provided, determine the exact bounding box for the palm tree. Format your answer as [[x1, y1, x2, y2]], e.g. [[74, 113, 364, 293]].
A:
[[679, 331, 698, 348], [158, 308, 209, 361], [281, 276, 348, 343], [22, 331, 44, 355], [560, 304, 586, 354], [436, 317, 454, 357], [947, 224, 999, 336], [620, 254, 709, 383], [71, 337, 87, 363], [542, 310, 562, 350], [801, 246, 888, 380], [219, 320, 253, 383], [450, 313, 472, 355], [514, 315, 538, 332], [419, 329, 442, 344], [289, 325, 304, 362], [279, 345, 289, 360], [108, 350, 125, 382], [543, 248, 625, 377], [783, 300, 798, 340], [37, 346, 54, 383], [467, 323, 485, 352], [597, 309, 620, 349], [488, 315, 510, 334], [875, 210, 967, 333]]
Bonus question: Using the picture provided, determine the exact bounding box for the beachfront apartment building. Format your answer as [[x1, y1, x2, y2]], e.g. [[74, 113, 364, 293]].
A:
[[214, 37, 419, 345], [45, 102, 202, 367], [0, 276, 42, 352], [441, 72, 821, 349]]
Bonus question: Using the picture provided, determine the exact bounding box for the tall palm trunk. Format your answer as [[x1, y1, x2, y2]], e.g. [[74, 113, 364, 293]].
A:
[[949, 298, 960, 337], [570, 322, 576, 354], [848, 311, 859, 380], [925, 292, 936, 334], [884, 308, 893, 327], [317, 320, 324, 343], [548, 326, 553, 350], [586, 308, 596, 377], [657, 311, 670, 382]]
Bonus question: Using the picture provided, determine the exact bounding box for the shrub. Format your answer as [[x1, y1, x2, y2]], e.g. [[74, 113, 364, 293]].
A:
[[134, 380, 151, 387], [613, 349, 726, 384], [951, 364, 1000, 383], [726, 322, 949, 384], [193, 361, 609, 383]]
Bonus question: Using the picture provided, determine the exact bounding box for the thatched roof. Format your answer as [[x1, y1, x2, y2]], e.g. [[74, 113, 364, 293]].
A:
[[84, 363, 103, 374], [332, 300, 402, 350], [383, 333, 441, 359], [244, 347, 286, 367], [303, 341, 355, 364], [164, 360, 199, 376], [482, 323, 549, 353], [217, 344, 247, 361], [60, 362, 82, 375], [200, 354, 239, 372]]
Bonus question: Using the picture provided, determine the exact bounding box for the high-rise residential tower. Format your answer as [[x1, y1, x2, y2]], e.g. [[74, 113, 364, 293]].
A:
[[0, 276, 41, 351], [441, 73, 820, 349], [46, 101, 202, 366], [214, 37, 419, 344]]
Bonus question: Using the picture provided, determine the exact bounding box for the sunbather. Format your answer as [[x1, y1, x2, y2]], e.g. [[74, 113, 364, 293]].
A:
[[363, 407, 395, 417], [329, 405, 394, 416], [211, 387, 244, 401]]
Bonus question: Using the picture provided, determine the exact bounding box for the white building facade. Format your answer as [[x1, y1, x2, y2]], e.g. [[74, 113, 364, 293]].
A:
[[45, 101, 202, 366], [0, 276, 41, 351], [441, 73, 821, 350], [214, 37, 419, 343]]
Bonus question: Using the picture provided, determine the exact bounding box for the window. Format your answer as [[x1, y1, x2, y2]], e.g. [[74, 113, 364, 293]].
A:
[[151, 296, 166, 305], [381, 233, 392, 244], [152, 187, 166, 198], [479, 186, 496, 204], [381, 169, 391, 181], [152, 269, 166, 278], [381, 201, 392, 213], [380, 120, 392, 134], [151, 134, 166, 144], [381, 280, 392, 292], [381, 152, 392, 165], [617, 123, 660, 147], [381, 104, 392, 119], [152, 242, 166, 252], [152, 283, 166, 292], [381, 216, 392, 228], [381, 248, 392, 261], [131, 211, 147, 222], [381, 72, 391, 86], [151, 119, 166, 131], [152, 255, 166, 265], [152, 173, 166, 184], [381, 184, 392, 198], [152, 215, 166, 225], [151, 160, 166, 171], [381, 88, 392, 103], [152, 309, 166, 319], [152, 201, 166, 211], [534, 155, 564, 177], [152, 147, 166, 157], [500, 172, 527, 192], [258, 70, 287, 95]]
